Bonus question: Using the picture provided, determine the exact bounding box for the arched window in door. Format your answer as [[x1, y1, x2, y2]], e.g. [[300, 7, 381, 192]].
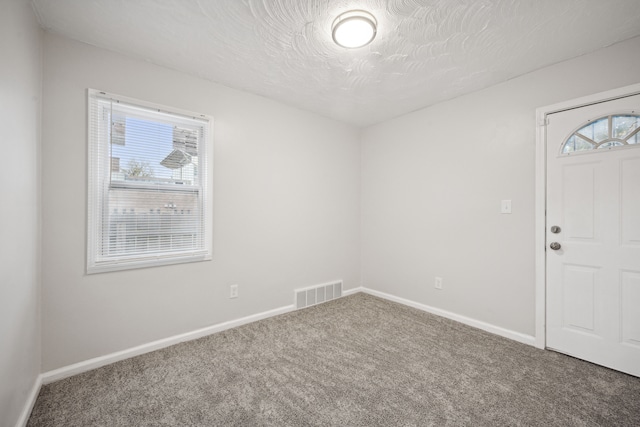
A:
[[561, 113, 640, 154]]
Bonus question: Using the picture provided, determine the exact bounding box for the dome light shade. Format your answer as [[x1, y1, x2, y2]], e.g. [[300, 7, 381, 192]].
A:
[[332, 10, 377, 49]]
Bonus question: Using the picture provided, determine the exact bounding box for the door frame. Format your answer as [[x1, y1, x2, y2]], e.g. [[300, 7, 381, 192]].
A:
[[534, 82, 640, 350]]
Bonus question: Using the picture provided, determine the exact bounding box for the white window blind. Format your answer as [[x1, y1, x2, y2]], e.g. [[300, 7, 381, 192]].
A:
[[87, 89, 212, 273]]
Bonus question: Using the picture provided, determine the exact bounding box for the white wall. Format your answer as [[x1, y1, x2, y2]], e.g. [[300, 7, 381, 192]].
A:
[[361, 36, 640, 337], [41, 35, 361, 371], [0, 0, 42, 426]]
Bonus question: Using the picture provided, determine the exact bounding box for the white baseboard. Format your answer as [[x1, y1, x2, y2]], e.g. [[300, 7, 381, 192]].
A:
[[361, 288, 536, 347], [342, 286, 364, 296], [41, 286, 365, 386], [41, 304, 295, 385], [15, 374, 42, 427], [21, 285, 533, 426], [39, 285, 534, 388]]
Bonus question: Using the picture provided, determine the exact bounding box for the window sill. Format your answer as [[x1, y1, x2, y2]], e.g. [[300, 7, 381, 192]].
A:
[[87, 252, 212, 274]]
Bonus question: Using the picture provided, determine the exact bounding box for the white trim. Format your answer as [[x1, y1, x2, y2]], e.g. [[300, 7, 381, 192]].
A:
[[86, 88, 214, 275], [41, 287, 363, 386], [537, 83, 640, 116], [534, 82, 640, 351], [343, 286, 364, 296], [88, 252, 211, 274], [361, 288, 536, 346], [37, 284, 533, 390], [15, 374, 43, 427], [88, 89, 213, 122], [534, 107, 548, 349], [41, 304, 294, 384]]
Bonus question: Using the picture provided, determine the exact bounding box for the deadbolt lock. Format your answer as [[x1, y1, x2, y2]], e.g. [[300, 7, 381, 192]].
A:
[[550, 226, 561, 234]]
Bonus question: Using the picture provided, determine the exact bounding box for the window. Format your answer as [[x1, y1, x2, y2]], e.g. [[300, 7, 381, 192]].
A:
[[87, 89, 212, 273], [561, 113, 640, 154]]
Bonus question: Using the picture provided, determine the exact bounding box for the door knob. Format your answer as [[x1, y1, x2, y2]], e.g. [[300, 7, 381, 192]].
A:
[[549, 242, 561, 250]]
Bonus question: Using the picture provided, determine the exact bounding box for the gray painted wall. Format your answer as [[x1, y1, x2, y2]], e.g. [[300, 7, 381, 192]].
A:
[[361, 36, 640, 337], [0, 1, 42, 426], [40, 35, 361, 371]]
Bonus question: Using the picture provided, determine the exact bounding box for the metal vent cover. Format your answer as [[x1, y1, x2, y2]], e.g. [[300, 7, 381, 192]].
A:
[[295, 281, 343, 310]]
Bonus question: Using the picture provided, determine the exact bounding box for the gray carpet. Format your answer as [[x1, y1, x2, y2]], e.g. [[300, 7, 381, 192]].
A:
[[28, 293, 640, 426]]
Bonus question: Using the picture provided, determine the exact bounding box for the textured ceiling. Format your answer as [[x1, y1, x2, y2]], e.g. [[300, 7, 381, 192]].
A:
[[31, 0, 640, 127]]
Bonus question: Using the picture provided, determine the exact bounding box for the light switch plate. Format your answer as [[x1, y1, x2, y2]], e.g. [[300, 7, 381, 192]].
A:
[[501, 200, 512, 214]]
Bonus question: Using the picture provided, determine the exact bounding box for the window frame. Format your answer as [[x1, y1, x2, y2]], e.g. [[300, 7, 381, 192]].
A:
[[87, 89, 213, 274]]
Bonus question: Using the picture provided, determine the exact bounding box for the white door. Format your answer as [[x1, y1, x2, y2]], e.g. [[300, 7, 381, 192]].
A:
[[546, 94, 640, 377]]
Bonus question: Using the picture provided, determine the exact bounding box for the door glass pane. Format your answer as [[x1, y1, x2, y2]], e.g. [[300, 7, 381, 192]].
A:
[[613, 115, 640, 139], [562, 135, 594, 153], [576, 117, 609, 142], [560, 114, 640, 155], [598, 141, 623, 149]]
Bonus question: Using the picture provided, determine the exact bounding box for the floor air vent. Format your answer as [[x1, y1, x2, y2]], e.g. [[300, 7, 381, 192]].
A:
[[295, 281, 343, 309]]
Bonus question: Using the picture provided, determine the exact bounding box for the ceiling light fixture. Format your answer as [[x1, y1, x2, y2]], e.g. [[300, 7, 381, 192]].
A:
[[331, 10, 377, 49]]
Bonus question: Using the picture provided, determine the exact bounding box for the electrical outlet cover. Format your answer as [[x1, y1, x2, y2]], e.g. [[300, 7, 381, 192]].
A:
[[230, 284, 238, 298]]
